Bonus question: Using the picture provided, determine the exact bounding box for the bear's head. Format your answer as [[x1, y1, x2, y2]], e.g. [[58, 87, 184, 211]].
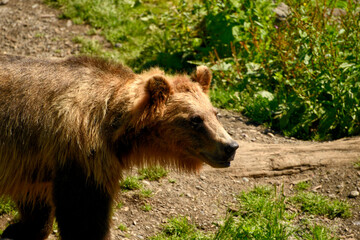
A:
[[116, 66, 239, 171]]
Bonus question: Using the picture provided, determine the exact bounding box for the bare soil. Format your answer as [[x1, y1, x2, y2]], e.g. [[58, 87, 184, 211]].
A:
[[0, 1, 359, 239]]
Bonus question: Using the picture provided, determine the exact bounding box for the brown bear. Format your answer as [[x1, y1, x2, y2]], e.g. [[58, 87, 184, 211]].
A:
[[0, 55, 238, 240]]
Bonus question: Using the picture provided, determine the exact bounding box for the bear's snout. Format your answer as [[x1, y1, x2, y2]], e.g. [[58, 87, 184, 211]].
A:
[[224, 141, 239, 157]]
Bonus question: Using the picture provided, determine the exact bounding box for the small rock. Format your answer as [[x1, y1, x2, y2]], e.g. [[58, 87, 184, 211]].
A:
[[348, 190, 359, 198], [336, 184, 343, 189], [267, 132, 275, 138], [200, 175, 206, 180], [115, 43, 122, 48], [195, 185, 204, 191], [142, 180, 150, 186], [353, 221, 360, 226], [0, 0, 9, 5], [32, 4, 38, 8], [242, 177, 250, 183], [66, 20, 72, 27]]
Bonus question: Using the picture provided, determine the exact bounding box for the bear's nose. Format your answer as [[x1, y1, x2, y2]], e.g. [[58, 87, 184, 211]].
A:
[[224, 141, 239, 156]]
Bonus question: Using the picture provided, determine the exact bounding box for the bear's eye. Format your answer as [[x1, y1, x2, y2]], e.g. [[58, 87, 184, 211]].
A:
[[190, 115, 203, 128]]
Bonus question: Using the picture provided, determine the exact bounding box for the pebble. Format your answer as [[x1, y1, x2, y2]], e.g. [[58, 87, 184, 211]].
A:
[[242, 177, 250, 182], [348, 190, 359, 198], [241, 133, 248, 138], [142, 180, 150, 186], [267, 132, 275, 138], [336, 184, 343, 189], [200, 175, 206, 180], [195, 185, 204, 191], [353, 221, 360, 226], [66, 20, 72, 27]]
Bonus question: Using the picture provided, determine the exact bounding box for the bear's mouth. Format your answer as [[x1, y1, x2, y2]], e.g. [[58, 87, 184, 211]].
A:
[[199, 152, 235, 168]]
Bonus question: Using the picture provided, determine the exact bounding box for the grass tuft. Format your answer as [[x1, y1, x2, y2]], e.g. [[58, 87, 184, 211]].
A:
[[120, 176, 142, 191], [138, 166, 168, 181], [291, 192, 351, 219]]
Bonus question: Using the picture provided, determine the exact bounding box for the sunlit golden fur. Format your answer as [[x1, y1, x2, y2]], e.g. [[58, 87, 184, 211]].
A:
[[0, 55, 232, 205]]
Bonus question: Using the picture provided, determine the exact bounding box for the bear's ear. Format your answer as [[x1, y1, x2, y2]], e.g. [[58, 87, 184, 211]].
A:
[[132, 75, 173, 130], [192, 66, 212, 93], [146, 75, 173, 109]]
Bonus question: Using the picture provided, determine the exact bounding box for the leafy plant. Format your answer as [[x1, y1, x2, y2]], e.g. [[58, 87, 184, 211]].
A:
[[120, 176, 142, 191], [117, 223, 127, 231], [215, 186, 294, 240], [294, 181, 312, 191], [138, 166, 168, 181], [150, 216, 210, 240], [0, 198, 16, 216], [291, 191, 351, 219], [141, 203, 152, 212]]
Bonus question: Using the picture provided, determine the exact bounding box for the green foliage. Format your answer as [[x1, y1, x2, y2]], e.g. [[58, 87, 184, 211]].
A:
[[117, 223, 128, 231], [141, 203, 153, 212], [138, 166, 168, 181], [140, 188, 153, 198], [291, 192, 351, 219], [354, 160, 360, 169], [0, 198, 16, 216], [120, 176, 142, 191], [45, 0, 171, 63], [215, 186, 294, 240], [150, 216, 210, 240], [294, 181, 312, 191]]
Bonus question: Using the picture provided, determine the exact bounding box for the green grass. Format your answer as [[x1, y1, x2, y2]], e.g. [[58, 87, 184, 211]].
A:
[[150, 217, 210, 240], [140, 188, 153, 198], [45, 0, 173, 64], [291, 191, 351, 219], [354, 160, 360, 169], [294, 181, 312, 191], [119, 176, 142, 191], [0, 198, 16, 216], [214, 186, 294, 240], [150, 185, 351, 239], [117, 223, 128, 231], [141, 203, 153, 212], [138, 166, 168, 181]]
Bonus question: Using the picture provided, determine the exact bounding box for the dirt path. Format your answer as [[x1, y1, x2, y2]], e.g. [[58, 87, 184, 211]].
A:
[[0, 1, 359, 239]]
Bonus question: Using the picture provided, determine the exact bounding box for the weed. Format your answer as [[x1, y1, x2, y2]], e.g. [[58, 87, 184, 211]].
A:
[[215, 186, 294, 240], [354, 160, 360, 169], [120, 176, 142, 191], [291, 191, 351, 219], [117, 223, 127, 231], [295, 181, 312, 191], [0, 198, 16, 216], [138, 166, 168, 181], [150, 216, 210, 240], [140, 189, 153, 198], [116, 202, 124, 209], [168, 178, 176, 184], [141, 203, 152, 212]]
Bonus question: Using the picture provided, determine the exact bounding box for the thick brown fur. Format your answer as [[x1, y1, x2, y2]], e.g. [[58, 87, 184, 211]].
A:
[[0, 55, 238, 240]]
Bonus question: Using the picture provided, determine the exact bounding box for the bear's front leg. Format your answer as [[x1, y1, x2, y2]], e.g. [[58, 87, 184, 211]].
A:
[[53, 162, 112, 240], [1, 200, 54, 240]]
